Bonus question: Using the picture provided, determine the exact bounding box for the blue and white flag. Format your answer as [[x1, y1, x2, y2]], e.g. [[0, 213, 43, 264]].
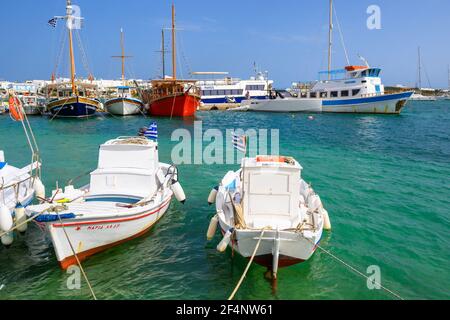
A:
[[232, 132, 247, 154], [48, 17, 58, 28], [145, 122, 158, 141]]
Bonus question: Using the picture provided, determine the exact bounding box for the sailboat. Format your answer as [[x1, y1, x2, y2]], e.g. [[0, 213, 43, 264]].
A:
[[45, 0, 101, 118], [142, 3, 200, 117], [104, 29, 144, 116], [411, 47, 437, 101]]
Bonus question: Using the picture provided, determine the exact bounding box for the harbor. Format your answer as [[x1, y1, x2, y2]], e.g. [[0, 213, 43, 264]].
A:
[[1, 0, 450, 304]]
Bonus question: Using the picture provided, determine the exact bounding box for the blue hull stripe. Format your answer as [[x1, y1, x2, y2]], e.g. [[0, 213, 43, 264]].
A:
[[322, 92, 413, 106]]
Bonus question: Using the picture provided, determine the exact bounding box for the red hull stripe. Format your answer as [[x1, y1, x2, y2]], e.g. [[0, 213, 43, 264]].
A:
[[52, 197, 172, 228]]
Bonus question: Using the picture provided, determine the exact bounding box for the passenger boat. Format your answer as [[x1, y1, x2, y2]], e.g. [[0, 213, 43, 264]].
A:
[[105, 29, 144, 116], [193, 71, 273, 109], [26, 136, 186, 269], [238, 0, 413, 114], [0, 93, 45, 247], [142, 4, 200, 117], [207, 155, 331, 279], [45, 0, 100, 118]]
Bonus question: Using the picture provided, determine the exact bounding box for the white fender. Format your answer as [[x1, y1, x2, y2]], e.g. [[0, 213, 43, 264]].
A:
[[217, 229, 232, 253], [321, 208, 332, 231], [207, 187, 218, 205], [32, 177, 46, 200], [206, 215, 218, 240], [0, 205, 13, 233], [14, 206, 27, 233], [1, 232, 14, 247], [171, 181, 186, 204]]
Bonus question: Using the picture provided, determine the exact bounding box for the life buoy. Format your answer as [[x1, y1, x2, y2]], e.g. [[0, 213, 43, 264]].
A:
[[8, 95, 24, 121]]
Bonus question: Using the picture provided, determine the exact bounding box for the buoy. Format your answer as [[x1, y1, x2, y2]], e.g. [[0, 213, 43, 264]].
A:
[[207, 187, 218, 205], [32, 177, 46, 200], [217, 229, 233, 253], [308, 116, 315, 120], [1, 232, 14, 247], [171, 180, 186, 204], [321, 208, 332, 231], [0, 205, 13, 233], [206, 215, 218, 240], [14, 206, 27, 234]]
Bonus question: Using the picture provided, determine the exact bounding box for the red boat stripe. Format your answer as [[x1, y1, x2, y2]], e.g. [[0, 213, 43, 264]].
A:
[[52, 197, 172, 228]]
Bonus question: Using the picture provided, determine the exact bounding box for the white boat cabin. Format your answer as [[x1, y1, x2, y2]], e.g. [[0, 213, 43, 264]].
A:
[[290, 66, 385, 100], [240, 156, 302, 230], [88, 137, 160, 201]]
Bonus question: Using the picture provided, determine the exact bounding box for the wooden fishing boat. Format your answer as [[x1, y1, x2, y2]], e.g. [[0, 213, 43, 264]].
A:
[[207, 155, 331, 279], [142, 4, 200, 117], [26, 136, 186, 269], [45, 0, 100, 118]]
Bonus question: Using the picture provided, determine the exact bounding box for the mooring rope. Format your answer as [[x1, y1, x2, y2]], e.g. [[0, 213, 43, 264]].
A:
[[312, 241, 405, 300], [228, 229, 267, 301]]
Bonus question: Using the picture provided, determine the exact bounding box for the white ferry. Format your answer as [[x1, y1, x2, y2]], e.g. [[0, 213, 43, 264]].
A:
[[194, 72, 273, 108], [240, 66, 413, 114]]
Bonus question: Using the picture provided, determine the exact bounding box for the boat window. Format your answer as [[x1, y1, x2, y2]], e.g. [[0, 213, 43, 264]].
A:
[[245, 85, 265, 91], [352, 89, 361, 96], [361, 70, 367, 77], [79, 91, 84, 97], [310, 92, 317, 98], [341, 90, 349, 97], [331, 91, 338, 98], [301, 92, 307, 98], [361, 80, 367, 84], [320, 92, 328, 98], [211, 90, 218, 96]]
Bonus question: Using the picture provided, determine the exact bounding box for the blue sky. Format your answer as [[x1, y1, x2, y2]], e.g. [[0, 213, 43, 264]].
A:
[[1, 0, 450, 88]]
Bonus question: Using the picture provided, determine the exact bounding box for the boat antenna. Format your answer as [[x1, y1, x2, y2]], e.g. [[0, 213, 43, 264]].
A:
[[357, 54, 370, 68], [327, 0, 333, 80]]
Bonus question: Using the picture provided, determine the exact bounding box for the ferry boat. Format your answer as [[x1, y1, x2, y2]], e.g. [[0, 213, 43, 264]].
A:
[[45, 0, 100, 118], [104, 29, 144, 116], [194, 71, 273, 108], [142, 4, 200, 117]]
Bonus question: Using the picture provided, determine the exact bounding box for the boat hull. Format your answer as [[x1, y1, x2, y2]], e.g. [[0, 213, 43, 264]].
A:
[[218, 222, 321, 269], [47, 96, 100, 118], [243, 92, 413, 114], [105, 97, 143, 116], [47, 196, 172, 269], [149, 93, 199, 117]]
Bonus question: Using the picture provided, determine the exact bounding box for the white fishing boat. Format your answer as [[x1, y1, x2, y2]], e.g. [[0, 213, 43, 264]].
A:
[[0, 93, 45, 247], [410, 93, 437, 101], [26, 135, 186, 269], [207, 155, 331, 279], [105, 29, 143, 116]]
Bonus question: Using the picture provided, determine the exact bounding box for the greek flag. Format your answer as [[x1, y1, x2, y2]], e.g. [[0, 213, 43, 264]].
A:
[[232, 132, 247, 154], [145, 122, 158, 141], [48, 17, 58, 28]]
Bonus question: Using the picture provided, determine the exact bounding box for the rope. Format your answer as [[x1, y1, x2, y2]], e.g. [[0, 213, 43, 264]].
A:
[[228, 229, 267, 300], [55, 212, 97, 300], [311, 241, 405, 300], [333, 4, 350, 66]]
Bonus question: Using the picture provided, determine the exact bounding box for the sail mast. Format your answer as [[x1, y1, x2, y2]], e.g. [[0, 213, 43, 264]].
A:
[[121, 28, 125, 84], [172, 2, 176, 81], [67, 0, 77, 95], [162, 29, 166, 79], [418, 46, 422, 91], [328, 0, 333, 80]]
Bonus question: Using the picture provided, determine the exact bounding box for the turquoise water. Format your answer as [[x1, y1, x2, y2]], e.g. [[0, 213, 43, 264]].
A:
[[0, 102, 449, 300]]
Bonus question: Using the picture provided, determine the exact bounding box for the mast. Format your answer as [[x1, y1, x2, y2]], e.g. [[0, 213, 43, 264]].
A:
[[120, 28, 125, 84], [172, 3, 176, 81], [328, 0, 333, 80], [67, 0, 77, 95], [162, 29, 166, 79], [418, 46, 422, 91]]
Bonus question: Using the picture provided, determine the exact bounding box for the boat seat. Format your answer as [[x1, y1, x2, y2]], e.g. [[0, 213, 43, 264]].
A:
[[250, 218, 293, 230]]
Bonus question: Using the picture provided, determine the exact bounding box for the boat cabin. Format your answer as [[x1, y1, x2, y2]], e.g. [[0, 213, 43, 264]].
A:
[[88, 137, 160, 200], [45, 82, 98, 99], [241, 156, 302, 229], [146, 80, 200, 103]]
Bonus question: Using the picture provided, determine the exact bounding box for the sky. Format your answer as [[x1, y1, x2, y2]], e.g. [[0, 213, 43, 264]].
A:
[[1, 0, 450, 88]]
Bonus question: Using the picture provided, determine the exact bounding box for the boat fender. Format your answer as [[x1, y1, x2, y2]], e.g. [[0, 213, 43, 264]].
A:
[[321, 208, 332, 231], [217, 229, 233, 253], [14, 206, 27, 234], [207, 186, 219, 205], [171, 180, 186, 204], [206, 214, 219, 240], [0, 205, 13, 233], [32, 178, 46, 200], [1, 232, 14, 247]]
